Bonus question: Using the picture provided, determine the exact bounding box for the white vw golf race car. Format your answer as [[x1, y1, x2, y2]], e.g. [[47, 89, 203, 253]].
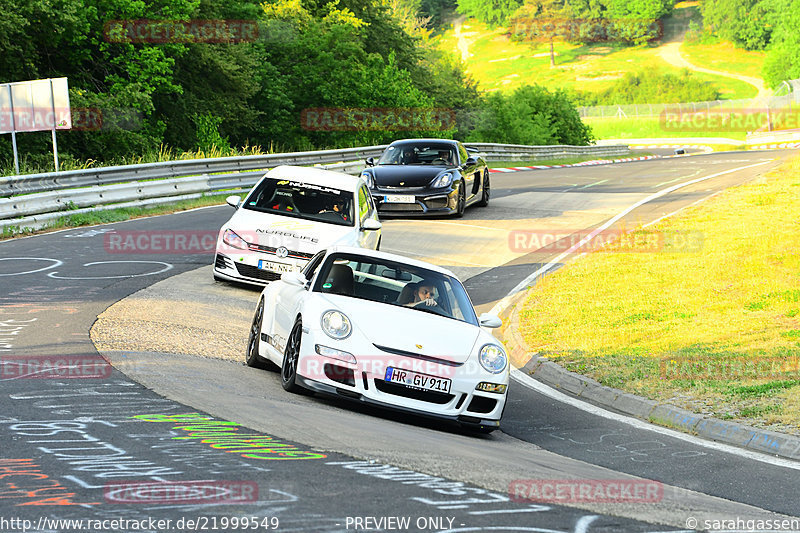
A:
[[246, 246, 509, 433], [214, 166, 382, 285]]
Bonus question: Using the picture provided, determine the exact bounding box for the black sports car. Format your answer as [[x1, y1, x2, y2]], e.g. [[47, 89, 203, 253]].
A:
[[360, 139, 490, 217]]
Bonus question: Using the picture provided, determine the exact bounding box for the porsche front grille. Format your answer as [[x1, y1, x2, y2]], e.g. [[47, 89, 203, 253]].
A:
[[373, 379, 454, 404]]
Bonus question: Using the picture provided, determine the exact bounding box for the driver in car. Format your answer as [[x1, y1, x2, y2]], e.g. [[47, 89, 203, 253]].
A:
[[404, 281, 437, 307], [318, 198, 349, 222]]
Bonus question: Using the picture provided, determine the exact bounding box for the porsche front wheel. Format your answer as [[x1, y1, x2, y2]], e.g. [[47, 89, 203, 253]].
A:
[[281, 318, 304, 393]]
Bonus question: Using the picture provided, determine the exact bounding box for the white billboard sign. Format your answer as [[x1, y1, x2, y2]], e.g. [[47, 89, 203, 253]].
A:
[[0, 78, 71, 134], [0, 78, 70, 174]]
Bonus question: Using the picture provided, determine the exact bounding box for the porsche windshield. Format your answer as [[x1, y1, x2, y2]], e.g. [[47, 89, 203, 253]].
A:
[[314, 253, 478, 325], [243, 177, 354, 227], [378, 143, 457, 166]]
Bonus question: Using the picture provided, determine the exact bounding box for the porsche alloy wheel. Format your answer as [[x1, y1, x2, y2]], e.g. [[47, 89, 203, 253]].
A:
[[246, 298, 265, 368], [246, 298, 277, 370], [281, 318, 303, 392], [455, 181, 466, 218], [477, 170, 490, 207]]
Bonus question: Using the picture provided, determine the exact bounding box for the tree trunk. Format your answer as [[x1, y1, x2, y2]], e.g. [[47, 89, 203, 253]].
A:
[[549, 38, 555, 67]]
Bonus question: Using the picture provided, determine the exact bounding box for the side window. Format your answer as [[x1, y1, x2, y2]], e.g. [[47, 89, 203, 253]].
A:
[[302, 250, 326, 281], [457, 143, 468, 165], [358, 186, 371, 222]]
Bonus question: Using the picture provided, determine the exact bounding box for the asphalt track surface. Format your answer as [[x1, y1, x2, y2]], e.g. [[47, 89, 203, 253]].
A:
[[1, 150, 798, 532]]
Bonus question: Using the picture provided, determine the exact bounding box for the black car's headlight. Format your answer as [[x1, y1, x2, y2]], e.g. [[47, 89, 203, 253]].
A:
[[222, 228, 248, 250], [431, 172, 453, 188], [360, 171, 374, 189], [479, 344, 507, 374]]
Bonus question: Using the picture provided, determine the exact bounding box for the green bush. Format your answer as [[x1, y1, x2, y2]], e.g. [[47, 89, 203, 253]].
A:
[[467, 84, 593, 145], [576, 70, 720, 105]]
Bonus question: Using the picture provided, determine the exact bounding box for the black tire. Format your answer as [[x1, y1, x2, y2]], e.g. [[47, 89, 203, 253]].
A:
[[281, 318, 304, 393], [476, 170, 490, 207], [454, 180, 466, 218], [246, 298, 273, 369]]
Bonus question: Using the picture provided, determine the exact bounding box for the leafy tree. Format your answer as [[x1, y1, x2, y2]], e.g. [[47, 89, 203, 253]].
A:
[[762, 0, 800, 87], [511, 0, 668, 47], [457, 0, 523, 26], [700, 0, 775, 50], [468, 84, 593, 145]]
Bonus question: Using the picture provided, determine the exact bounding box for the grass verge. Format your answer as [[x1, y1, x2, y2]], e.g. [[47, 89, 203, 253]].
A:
[[516, 154, 800, 434], [1, 194, 228, 241]]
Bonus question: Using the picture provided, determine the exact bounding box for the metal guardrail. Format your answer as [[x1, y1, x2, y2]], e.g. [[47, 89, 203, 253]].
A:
[[0, 143, 629, 231], [0, 145, 388, 197]]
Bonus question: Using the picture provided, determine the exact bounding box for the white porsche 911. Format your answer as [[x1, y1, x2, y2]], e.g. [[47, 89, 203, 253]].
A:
[[214, 166, 382, 285], [246, 245, 509, 433]]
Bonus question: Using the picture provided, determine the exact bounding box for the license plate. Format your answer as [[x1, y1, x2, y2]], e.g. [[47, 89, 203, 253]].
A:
[[383, 195, 415, 204], [384, 367, 451, 394], [257, 260, 293, 273]]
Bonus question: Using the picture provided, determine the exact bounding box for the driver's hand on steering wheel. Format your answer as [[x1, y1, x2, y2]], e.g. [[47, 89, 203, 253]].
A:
[[417, 298, 437, 307]]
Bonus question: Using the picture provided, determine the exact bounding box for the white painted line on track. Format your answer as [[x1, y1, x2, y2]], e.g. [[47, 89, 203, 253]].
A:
[[492, 159, 800, 469], [510, 368, 800, 471], [578, 179, 608, 189]]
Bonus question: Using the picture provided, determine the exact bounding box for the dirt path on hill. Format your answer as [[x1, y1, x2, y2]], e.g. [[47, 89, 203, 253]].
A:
[[655, 41, 770, 99], [453, 15, 470, 62]]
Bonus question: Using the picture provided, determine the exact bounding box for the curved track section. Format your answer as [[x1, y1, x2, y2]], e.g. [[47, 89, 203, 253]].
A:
[[2, 150, 798, 531]]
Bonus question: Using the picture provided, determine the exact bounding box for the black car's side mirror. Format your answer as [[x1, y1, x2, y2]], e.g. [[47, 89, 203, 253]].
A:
[[365, 157, 375, 167], [465, 157, 478, 165]]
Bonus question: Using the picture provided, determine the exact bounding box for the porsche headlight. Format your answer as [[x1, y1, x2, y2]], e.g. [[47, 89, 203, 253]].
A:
[[321, 310, 352, 339], [360, 171, 374, 189], [479, 344, 507, 374], [431, 172, 453, 188], [222, 228, 248, 250]]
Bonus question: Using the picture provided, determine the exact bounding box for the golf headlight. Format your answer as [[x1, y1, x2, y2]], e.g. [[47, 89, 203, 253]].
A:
[[431, 172, 453, 188], [479, 344, 507, 374], [321, 310, 352, 339], [360, 171, 374, 189], [222, 228, 248, 250]]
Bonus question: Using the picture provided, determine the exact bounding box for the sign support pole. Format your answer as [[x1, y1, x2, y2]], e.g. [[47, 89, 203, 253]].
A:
[[7, 85, 20, 175], [50, 79, 59, 171], [11, 132, 19, 175]]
